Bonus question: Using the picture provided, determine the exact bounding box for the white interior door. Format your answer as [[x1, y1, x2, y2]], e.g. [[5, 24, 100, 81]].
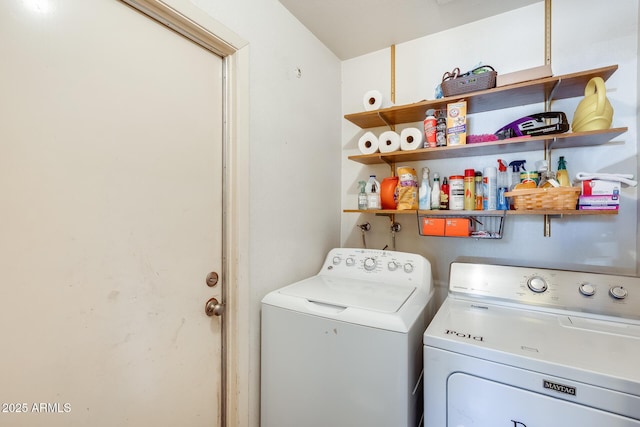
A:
[[0, 0, 223, 425]]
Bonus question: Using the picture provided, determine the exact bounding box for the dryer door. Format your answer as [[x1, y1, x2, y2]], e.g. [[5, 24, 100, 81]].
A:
[[447, 373, 640, 426]]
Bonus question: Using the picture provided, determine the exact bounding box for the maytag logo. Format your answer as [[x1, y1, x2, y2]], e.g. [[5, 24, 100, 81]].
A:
[[543, 380, 576, 396], [445, 329, 484, 341]]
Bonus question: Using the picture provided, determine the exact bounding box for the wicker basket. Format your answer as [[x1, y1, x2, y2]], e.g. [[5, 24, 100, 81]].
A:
[[504, 187, 581, 210], [442, 66, 497, 97]]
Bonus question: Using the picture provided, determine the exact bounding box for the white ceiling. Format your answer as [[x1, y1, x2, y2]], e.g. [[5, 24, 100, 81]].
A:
[[278, 0, 541, 60]]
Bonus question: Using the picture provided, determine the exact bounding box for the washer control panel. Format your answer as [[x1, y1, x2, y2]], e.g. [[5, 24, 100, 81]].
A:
[[449, 262, 640, 321], [322, 248, 431, 289]]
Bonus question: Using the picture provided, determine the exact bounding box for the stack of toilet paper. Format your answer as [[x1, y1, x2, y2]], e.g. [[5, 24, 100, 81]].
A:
[[358, 128, 424, 155]]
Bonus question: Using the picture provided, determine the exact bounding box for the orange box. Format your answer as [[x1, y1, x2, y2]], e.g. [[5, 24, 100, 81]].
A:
[[421, 218, 445, 236], [444, 218, 471, 237]]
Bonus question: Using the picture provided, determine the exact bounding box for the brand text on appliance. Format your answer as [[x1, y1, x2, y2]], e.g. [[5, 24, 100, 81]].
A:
[[543, 380, 576, 396]]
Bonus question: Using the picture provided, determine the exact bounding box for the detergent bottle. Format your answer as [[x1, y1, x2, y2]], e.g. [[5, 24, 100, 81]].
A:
[[497, 159, 509, 210], [358, 181, 368, 210], [365, 175, 381, 210], [431, 173, 441, 210], [418, 167, 431, 210], [556, 156, 571, 187]]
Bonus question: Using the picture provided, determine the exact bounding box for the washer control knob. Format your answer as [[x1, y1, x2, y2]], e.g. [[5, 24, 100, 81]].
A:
[[527, 276, 548, 293], [363, 257, 377, 271], [609, 286, 628, 300], [345, 257, 355, 267], [387, 261, 399, 271], [403, 263, 414, 274], [332, 256, 341, 265], [579, 283, 596, 297]]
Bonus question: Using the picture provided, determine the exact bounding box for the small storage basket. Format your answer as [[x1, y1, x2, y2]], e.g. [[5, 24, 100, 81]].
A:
[[504, 187, 581, 210], [442, 66, 497, 97]]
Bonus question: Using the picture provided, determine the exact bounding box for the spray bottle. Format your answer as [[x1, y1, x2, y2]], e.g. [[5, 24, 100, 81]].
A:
[[497, 159, 509, 210], [418, 167, 431, 210], [508, 160, 527, 209], [358, 181, 368, 210]]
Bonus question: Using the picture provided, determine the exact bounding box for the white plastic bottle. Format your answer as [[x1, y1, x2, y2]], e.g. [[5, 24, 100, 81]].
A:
[[482, 167, 497, 210], [431, 172, 441, 210], [365, 175, 381, 210], [418, 167, 431, 210]]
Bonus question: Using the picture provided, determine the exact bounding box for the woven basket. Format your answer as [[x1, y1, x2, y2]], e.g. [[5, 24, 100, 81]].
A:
[[442, 66, 497, 97], [504, 187, 580, 210]]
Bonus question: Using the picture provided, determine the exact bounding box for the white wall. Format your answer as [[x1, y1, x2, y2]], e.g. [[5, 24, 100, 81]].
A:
[[341, 1, 639, 297], [164, 0, 342, 425]]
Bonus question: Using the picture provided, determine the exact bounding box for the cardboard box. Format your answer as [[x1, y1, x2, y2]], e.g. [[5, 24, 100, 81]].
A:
[[579, 195, 619, 205], [446, 101, 467, 146], [578, 204, 619, 210], [496, 64, 553, 87], [421, 218, 445, 236], [444, 218, 471, 237], [580, 179, 620, 197]]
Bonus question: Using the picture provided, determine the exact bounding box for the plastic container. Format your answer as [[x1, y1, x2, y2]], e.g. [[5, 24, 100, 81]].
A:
[[358, 181, 368, 210], [449, 175, 464, 210], [431, 173, 441, 210], [440, 177, 449, 209], [464, 169, 475, 210], [435, 109, 447, 147], [497, 159, 509, 210], [482, 167, 497, 210], [536, 160, 557, 188], [418, 168, 431, 210], [424, 109, 437, 148], [474, 171, 483, 210], [365, 175, 381, 210], [557, 156, 571, 187]]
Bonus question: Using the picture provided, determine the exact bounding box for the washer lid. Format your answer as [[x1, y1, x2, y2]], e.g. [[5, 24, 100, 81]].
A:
[[279, 275, 416, 313]]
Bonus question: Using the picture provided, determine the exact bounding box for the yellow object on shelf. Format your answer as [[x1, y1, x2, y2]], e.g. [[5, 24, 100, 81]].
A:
[[572, 77, 613, 132]]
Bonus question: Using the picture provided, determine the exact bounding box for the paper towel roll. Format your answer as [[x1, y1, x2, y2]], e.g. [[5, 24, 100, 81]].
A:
[[378, 131, 401, 153], [363, 90, 383, 111], [358, 131, 379, 155], [400, 127, 424, 151]]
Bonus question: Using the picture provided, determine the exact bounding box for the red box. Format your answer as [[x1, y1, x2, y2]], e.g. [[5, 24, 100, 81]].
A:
[[445, 218, 471, 237], [421, 218, 445, 236]]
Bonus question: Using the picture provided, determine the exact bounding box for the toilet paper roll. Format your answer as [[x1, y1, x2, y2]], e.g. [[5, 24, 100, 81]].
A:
[[378, 130, 401, 153], [363, 90, 383, 111], [357, 131, 379, 155], [400, 127, 424, 151]]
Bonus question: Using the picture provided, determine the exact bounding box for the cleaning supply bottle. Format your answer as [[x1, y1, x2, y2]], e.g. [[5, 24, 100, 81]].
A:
[[556, 156, 571, 187], [474, 171, 483, 210], [482, 166, 497, 210], [440, 176, 449, 209], [431, 173, 441, 210], [464, 169, 475, 210], [357, 180, 368, 210], [365, 175, 381, 210], [418, 167, 431, 210], [536, 160, 557, 188], [508, 160, 527, 209], [423, 109, 437, 148], [497, 159, 509, 210]]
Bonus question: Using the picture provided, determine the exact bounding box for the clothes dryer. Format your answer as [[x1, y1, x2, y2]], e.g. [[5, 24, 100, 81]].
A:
[[424, 261, 640, 426]]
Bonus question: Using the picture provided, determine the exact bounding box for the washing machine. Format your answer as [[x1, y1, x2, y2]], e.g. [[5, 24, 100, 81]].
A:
[[424, 261, 640, 426], [261, 248, 435, 427]]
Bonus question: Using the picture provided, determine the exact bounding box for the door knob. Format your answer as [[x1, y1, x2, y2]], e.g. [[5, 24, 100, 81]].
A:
[[205, 297, 224, 317]]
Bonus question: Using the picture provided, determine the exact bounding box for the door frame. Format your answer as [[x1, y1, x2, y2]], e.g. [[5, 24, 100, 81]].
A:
[[117, 2, 250, 425]]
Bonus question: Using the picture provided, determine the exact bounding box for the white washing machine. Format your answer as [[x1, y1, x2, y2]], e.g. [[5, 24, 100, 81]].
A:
[[261, 248, 436, 427], [424, 261, 640, 426]]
